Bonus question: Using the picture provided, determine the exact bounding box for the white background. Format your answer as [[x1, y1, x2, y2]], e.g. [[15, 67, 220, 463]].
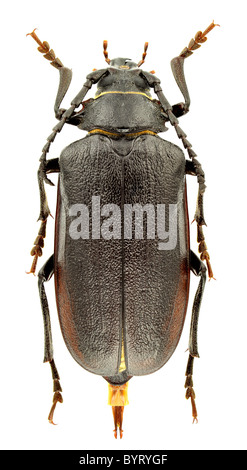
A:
[[1, 0, 246, 451]]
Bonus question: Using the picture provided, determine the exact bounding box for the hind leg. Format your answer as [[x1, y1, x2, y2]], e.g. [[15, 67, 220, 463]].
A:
[[185, 250, 207, 422], [38, 254, 63, 424]]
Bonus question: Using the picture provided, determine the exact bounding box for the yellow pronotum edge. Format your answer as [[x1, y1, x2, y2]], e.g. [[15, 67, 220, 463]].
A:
[[94, 90, 153, 100]]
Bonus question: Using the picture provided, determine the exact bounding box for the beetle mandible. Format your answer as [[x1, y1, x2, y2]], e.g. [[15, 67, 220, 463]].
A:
[[27, 22, 218, 438]]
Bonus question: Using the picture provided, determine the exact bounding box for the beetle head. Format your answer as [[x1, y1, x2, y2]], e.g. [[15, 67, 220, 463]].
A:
[[103, 41, 148, 68], [109, 58, 138, 69]]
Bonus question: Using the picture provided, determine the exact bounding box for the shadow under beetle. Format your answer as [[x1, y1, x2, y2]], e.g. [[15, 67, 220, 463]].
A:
[[27, 22, 218, 438]]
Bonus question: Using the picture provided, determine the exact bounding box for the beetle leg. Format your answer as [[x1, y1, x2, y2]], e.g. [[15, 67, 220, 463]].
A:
[[185, 250, 207, 422], [189, 250, 207, 358], [29, 75, 97, 275], [185, 160, 214, 279], [37, 76, 95, 202], [47, 359, 63, 425], [28, 32, 106, 274], [38, 255, 63, 425], [185, 354, 198, 423], [27, 219, 47, 275], [185, 158, 206, 225], [154, 84, 207, 201], [153, 28, 217, 278], [27, 159, 60, 275], [197, 222, 214, 280], [33, 75, 96, 269], [37, 158, 60, 219]]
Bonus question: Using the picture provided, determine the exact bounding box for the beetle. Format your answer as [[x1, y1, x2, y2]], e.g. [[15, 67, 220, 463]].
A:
[[27, 22, 218, 438]]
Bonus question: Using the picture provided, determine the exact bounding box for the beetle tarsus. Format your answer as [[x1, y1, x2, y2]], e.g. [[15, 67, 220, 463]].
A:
[[28, 219, 47, 275], [186, 388, 198, 423], [48, 391, 63, 425], [185, 354, 199, 423], [185, 382, 198, 423], [48, 360, 63, 425], [196, 224, 214, 279]]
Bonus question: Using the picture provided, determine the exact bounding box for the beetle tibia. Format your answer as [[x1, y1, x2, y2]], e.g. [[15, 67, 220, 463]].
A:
[[108, 383, 129, 439]]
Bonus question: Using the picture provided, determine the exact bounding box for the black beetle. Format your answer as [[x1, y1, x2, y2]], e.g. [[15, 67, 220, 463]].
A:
[[27, 22, 218, 438]]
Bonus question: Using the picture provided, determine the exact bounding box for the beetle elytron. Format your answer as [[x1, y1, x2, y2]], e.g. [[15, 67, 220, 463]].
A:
[[27, 22, 218, 438]]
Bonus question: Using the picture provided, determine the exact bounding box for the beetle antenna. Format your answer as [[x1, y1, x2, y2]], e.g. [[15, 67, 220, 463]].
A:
[[103, 40, 111, 64], [170, 21, 219, 113], [178, 20, 220, 58], [137, 42, 148, 67], [26, 28, 64, 69], [27, 28, 96, 274]]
